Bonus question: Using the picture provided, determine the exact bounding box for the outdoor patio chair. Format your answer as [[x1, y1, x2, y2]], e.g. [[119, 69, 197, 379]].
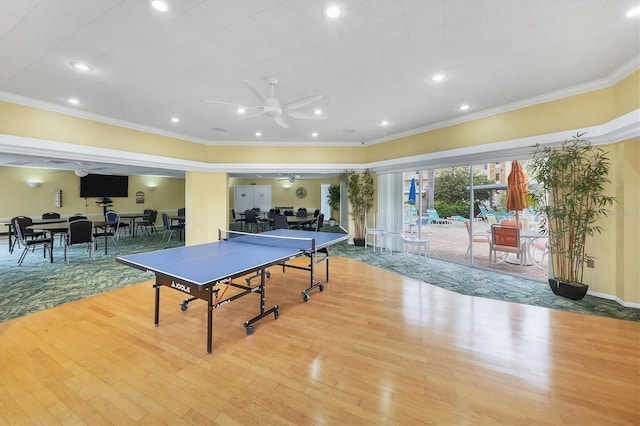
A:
[[465, 220, 490, 257], [425, 209, 451, 224], [489, 224, 526, 266]]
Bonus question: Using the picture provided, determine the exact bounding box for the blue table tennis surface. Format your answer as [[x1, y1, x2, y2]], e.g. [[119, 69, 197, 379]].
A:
[[117, 229, 347, 287]]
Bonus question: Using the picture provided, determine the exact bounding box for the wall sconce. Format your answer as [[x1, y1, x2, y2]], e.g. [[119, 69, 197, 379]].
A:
[[27, 181, 42, 188], [147, 184, 157, 191]]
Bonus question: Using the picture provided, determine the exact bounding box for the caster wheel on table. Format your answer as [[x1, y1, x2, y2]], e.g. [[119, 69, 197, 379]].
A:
[[302, 292, 309, 302], [274, 311, 279, 320], [319, 284, 324, 292], [181, 301, 189, 311], [245, 325, 254, 335]]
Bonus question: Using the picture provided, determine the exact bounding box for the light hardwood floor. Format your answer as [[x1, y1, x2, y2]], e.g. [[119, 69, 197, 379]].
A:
[[0, 257, 638, 425]]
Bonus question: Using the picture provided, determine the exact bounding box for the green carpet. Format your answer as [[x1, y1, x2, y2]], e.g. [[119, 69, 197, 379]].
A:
[[0, 225, 638, 323]]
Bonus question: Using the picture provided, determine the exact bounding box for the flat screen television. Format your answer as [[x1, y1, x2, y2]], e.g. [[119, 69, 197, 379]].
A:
[[80, 174, 129, 198]]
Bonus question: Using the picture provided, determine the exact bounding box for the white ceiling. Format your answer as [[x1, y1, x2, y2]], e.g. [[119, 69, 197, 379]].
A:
[[1, 0, 639, 178]]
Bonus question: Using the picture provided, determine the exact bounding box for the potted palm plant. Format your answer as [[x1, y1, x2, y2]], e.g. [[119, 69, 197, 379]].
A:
[[344, 169, 375, 246], [528, 132, 616, 300], [327, 184, 340, 226]]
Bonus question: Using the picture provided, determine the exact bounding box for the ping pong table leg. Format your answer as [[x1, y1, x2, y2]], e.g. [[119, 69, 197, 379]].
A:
[[154, 283, 160, 326], [207, 287, 213, 354], [242, 268, 279, 335]]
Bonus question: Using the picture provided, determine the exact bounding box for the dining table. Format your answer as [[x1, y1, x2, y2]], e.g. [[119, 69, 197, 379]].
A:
[[29, 220, 113, 260], [117, 213, 149, 237], [4, 218, 66, 253], [519, 229, 548, 269], [503, 229, 548, 267]]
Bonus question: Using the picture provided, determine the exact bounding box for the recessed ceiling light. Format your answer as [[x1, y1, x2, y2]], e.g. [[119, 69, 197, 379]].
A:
[[314, 108, 322, 116], [171, 117, 179, 123], [380, 120, 389, 127], [255, 131, 262, 137], [626, 6, 640, 17], [70, 62, 93, 72], [68, 98, 80, 105], [312, 132, 318, 138], [459, 104, 470, 111], [431, 73, 447, 82], [326, 6, 341, 19], [151, 1, 168, 12], [237, 107, 245, 114]]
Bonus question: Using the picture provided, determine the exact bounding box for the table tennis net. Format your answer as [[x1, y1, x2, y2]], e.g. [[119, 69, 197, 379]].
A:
[[220, 230, 315, 251]]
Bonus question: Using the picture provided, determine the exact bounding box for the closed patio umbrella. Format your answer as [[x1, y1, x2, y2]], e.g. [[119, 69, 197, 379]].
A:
[[506, 160, 528, 225], [408, 178, 416, 205]]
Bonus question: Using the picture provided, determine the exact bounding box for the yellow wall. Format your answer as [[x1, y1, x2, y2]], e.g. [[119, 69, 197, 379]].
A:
[[612, 140, 640, 304], [0, 103, 209, 163], [580, 141, 639, 301], [185, 172, 227, 245], [0, 167, 185, 221]]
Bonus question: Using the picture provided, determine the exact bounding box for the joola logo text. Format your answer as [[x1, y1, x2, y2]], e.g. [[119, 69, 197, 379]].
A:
[[171, 281, 191, 293]]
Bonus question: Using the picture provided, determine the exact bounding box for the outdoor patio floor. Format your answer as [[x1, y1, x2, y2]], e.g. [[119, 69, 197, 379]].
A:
[[392, 219, 548, 282]]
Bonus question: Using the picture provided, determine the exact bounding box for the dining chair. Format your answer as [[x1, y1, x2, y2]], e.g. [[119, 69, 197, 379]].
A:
[[273, 214, 289, 230], [314, 213, 325, 232], [68, 214, 87, 222], [10, 216, 46, 253], [243, 209, 259, 232], [231, 209, 244, 230], [106, 210, 130, 237], [66, 219, 95, 264], [11, 217, 53, 266], [135, 209, 157, 236], [161, 212, 182, 243], [41, 212, 65, 245]]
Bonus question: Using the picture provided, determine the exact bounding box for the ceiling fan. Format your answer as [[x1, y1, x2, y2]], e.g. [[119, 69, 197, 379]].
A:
[[206, 78, 326, 129], [275, 174, 302, 183], [47, 161, 111, 177]]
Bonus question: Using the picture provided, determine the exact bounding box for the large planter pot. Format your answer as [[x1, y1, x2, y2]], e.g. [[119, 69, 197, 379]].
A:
[[548, 278, 588, 300], [353, 238, 366, 247]]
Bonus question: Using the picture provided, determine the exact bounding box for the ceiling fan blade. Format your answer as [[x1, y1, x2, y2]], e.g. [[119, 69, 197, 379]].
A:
[[244, 80, 268, 104], [286, 111, 327, 120], [275, 115, 290, 129], [282, 93, 322, 110], [236, 109, 266, 122]]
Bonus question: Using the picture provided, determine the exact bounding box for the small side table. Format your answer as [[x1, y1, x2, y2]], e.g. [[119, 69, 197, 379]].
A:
[[403, 236, 429, 259]]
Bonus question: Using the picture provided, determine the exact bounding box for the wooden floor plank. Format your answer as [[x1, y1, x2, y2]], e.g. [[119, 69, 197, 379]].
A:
[[0, 257, 638, 425]]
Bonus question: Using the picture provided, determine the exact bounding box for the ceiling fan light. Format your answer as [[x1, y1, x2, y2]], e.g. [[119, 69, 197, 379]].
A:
[[70, 61, 93, 72], [151, 1, 168, 12], [326, 6, 341, 18], [75, 170, 89, 177]]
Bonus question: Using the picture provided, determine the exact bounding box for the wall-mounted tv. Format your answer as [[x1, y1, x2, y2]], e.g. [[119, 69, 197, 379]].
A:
[[80, 174, 129, 198]]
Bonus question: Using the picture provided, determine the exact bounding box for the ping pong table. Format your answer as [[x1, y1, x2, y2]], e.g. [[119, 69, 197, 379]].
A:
[[116, 229, 348, 354]]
